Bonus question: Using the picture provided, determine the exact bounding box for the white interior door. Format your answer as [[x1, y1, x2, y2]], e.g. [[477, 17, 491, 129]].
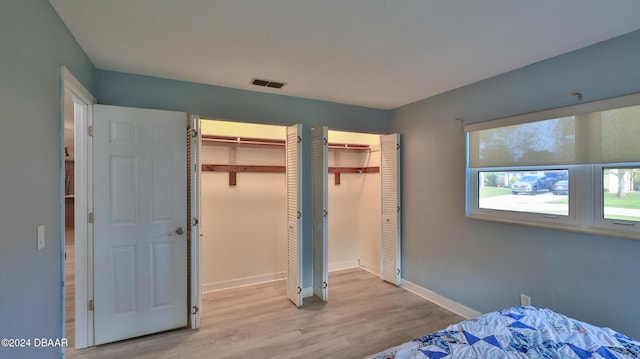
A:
[[286, 124, 303, 306], [189, 114, 202, 329], [93, 105, 188, 345], [380, 133, 401, 285], [312, 126, 328, 300]]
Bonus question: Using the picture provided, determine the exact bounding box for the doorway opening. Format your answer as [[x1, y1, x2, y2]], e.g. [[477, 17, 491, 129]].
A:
[[63, 88, 75, 348], [61, 67, 95, 352]]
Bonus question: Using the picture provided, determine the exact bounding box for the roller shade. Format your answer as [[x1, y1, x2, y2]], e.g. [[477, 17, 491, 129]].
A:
[[466, 95, 640, 168]]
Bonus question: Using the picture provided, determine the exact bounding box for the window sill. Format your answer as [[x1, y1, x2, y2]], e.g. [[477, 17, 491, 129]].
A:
[[467, 211, 640, 241]]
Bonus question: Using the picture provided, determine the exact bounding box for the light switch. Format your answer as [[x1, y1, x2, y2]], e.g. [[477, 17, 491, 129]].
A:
[[37, 225, 45, 250]]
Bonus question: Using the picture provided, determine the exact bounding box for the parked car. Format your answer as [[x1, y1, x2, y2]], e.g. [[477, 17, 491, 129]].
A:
[[550, 180, 569, 195], [544, 170, 568, 183], [511, 174, 554, 195]]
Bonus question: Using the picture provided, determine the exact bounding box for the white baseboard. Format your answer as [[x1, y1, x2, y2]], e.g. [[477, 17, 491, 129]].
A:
[[329, 260, 359, 272], [202, 272, 286, 293], [401, 279, 482, 319], [358, 260, 380, 276]]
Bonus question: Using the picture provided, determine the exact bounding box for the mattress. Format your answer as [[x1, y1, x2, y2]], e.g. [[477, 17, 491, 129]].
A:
[[366, 306, 640, 359]]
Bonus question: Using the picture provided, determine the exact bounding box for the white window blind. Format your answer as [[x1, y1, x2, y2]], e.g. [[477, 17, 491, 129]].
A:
[[466, 93, 640, 168]]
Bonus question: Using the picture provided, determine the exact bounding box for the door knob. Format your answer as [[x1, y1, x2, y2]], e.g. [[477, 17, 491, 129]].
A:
[[175, 227, 184, 235]]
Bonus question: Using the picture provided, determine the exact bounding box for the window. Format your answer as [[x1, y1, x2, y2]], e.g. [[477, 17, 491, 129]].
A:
[[602, 167, 640, 222], [479, 170, 569, 216], [466, 93, 640, 240]]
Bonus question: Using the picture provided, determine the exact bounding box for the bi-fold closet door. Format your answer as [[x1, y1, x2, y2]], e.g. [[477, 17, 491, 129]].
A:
[[312, 127, 329, 301], [380, 134, 401, 285], [286, 124, 304, 306]]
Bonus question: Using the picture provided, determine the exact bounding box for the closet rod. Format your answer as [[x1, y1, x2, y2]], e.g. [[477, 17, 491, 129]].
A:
[[201, 134, 371, 151], [328, 167, 379, 174], [328, 143, 370, 151], [201, 135, 284, 147]]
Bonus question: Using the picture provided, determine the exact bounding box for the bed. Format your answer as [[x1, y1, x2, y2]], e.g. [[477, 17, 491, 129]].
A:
[[366, 306, 640, 359]]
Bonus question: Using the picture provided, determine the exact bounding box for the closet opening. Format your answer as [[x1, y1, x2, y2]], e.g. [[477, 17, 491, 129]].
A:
[[199, 119, 289, 296], [325, 130, 382, 277], [198, 118, 387, 305]]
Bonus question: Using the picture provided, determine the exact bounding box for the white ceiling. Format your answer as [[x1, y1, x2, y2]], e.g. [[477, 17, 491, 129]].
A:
[[49, 0, 640, 110]]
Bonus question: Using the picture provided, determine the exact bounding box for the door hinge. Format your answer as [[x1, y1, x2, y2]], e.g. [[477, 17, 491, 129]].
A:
[[323, 209, 328, 217], [192, 218, 199, 226], [323, 138, 328, 145], [396, 143, 400, 150], [397, 268, 401, 276], [88, 212, 94, 224], [88, 299, 94, 311], [297, 136, 301, 143], [297, 287, 302, 294], [192, 305, 199, 315], [323, 281, 328, 289], [297, 211, 302, 219], [88, 126, 93, 137], [191, 129, 198, 138], [397, 206, 401, 213]]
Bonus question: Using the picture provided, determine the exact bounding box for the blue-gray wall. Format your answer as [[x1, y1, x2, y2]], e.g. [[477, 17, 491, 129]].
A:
[[95, 70, 391, 133], [95, 70, 391, 290], [3, 0, 640, 354], [391, 29, 640, 338], [0, 1, 95, 358]]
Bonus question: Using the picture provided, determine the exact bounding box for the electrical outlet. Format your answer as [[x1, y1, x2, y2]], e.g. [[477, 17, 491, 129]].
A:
[[520, 293, 531, 306], [37, 225, 45, 250]]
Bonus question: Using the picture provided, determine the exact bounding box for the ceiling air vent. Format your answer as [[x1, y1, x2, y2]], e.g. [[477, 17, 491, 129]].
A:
[[251, 78, 286, 89]]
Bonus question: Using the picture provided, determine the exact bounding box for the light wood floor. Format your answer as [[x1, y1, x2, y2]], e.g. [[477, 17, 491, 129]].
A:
[[66, 268, 463, 359], [65, 227, 75, 349]]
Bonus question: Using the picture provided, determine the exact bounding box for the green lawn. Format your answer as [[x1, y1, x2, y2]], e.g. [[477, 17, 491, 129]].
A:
[[479, 187, 640, 220], [479, 186, 513, 199], [603, 191, 640, 209], [545, 191, 640, 209], [480, 187, 640, 209]]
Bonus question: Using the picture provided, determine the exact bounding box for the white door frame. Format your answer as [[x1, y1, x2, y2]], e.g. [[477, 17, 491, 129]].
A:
[[60, 66, 96, 350]]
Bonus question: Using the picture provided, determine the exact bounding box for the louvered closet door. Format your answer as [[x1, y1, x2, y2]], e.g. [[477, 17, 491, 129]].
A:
[[312, 126, 328, 301], [286, 124, 303, 306], [188, 114, 202, 328], [380, 133, 401, 285]]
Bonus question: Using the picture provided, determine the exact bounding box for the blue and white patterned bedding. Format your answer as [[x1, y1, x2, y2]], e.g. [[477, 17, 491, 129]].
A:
[[366, 306, 640, 359]]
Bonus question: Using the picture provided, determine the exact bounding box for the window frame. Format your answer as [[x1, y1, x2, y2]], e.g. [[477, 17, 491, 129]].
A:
[[467, 165, 579, 230], [590, 163, 640, 237], [467, 161, 640, 241]]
